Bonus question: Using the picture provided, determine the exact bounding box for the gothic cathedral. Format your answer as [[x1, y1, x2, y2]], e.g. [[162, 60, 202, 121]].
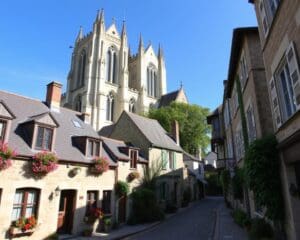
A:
[[62, 10, 167, 130]]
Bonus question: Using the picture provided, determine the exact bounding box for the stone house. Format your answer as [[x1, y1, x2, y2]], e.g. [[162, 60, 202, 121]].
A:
[[104, 111, 188, 210], [207, 27, 273, 217], [0, 82, 148, 239], [249, 1, 300, 238]]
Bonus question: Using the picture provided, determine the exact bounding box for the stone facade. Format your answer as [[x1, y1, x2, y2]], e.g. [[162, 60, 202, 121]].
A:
[[62, 10, 166, 130], [249, 1, 300, 239]]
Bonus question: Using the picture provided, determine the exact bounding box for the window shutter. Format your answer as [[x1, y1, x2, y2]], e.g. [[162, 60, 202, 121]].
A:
[[173, 152, 177, 169], [161, 150, 167, 169], [269, 77, 282, 128], [286, 42, 300, 109], [259, 0, 269, 35]]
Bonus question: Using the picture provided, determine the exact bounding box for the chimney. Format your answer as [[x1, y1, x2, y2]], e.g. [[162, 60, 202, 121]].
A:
[[171, 120, 180, 145], [46, 81, 62, 112]]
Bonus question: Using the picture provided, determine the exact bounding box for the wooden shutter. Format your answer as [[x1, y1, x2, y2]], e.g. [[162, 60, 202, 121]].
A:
[[269, 77, 282, 128], [161, 150, 167, 169], [286, 42, 300, 109]]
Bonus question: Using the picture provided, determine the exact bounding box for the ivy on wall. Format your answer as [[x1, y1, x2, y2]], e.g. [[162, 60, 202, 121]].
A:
[[244, 134, 284, 222]]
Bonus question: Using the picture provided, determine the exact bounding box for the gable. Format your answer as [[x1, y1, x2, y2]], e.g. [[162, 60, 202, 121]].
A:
[[145, 45, 157, 58], [176, 89, 188, 104], [0, 101, 15, 119], [106, 24, 120, 38]]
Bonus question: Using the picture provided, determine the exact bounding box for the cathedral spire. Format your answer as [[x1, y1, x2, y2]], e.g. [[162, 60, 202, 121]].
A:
[[138, 33, 144, 54], [76, 26, 83, 43], [158, 43, 164, 59], [121, 20, 127, 40], [96, 8, 104, 23]]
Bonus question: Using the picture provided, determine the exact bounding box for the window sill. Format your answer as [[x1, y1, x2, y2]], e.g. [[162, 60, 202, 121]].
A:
[[277, 109, 300, 133], [9, 227, 34, 238]]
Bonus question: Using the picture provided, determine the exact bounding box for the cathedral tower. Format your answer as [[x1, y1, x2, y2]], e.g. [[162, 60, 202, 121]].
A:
[[62, 10, 167, 130]]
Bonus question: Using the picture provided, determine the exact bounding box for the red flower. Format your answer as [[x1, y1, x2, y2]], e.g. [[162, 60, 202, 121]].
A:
[[32, 151, 58, 174], [0, 141, 16, 171], [91, 157, 109, 174]]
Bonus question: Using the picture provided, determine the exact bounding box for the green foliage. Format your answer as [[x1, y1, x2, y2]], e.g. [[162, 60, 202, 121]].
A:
[[205, 171, 223, 196], [232, 209, 249, 227], [220, 169, 230, 194], [148, 102, 210, 155], [128, 188, 164, 224], [115, 181, 129, 197], [244, 135, 284, 221], [232, 167, 244, 200], [249, 218, 274, 240], [141, 157, 163, 190]]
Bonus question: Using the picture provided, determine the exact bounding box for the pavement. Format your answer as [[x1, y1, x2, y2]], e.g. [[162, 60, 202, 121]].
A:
[[61, 197, 248, 240]]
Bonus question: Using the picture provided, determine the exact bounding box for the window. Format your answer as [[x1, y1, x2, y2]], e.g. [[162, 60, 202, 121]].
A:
[[272, 42, 300, 125], [147, 65, 157, 97], [169, 152, 176, 170], [0, 120, 7, 142], [11, 189, 40, 221], [130, 150, 138, 169], [106, 47, 118, 84], [239, 53, 248, 89], [259, 0, 280, 36], [161, 150, 168, 170], [106, 93, 114, 122], [77, 50, 86, 88], [235, 129, 244, 160], [87, 139, 101, 157], [129, 98, 136, 113], [35, 126, 53, 150], [246, 105, 256, 143], [86, 191, 98, 216], [75, 95, 82, 112], [102, 190, 112, 214]]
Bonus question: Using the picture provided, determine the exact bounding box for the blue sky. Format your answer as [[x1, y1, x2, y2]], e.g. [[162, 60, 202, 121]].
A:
[[0, 1, 257, 111]]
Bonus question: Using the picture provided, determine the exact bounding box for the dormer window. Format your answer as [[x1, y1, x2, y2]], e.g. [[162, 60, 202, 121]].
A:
[[35, 126, 54, 151], [130, 149, 138, 169], [0, 120, 7, 142], [87, 139, 101, 157]]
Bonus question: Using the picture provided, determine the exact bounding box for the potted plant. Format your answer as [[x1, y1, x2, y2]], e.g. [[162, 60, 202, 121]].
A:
[[90, 157, 109, 175], [0, 141, 16, 171], [10, 216, 37, 237], [127, 171, 140, 182], [115, 181, 129, 197], [103, 217, 112, 233], [32, 151, 58, 175]]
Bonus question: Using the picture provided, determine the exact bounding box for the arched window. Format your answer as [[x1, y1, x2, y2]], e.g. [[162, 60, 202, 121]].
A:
[[106, 47, 118, 84], [77, 50, 86, 88], [129, 98, 136, 113], [147, 65, 157, 97], [106, 92, 114, 121], [75, 95, 82, 112]]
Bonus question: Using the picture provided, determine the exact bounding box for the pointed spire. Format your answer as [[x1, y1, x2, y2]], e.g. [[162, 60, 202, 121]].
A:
[[158, 43, 164, 59], [121, 20, 127, 39], [76, 26, 83, 42], [96, 8, 104, 23], [138, 33, 144, 53]]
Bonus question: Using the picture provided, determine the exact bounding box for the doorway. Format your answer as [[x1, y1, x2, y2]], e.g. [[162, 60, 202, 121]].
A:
[[57, 190, 76, 234], [118, 195, 127, 223]]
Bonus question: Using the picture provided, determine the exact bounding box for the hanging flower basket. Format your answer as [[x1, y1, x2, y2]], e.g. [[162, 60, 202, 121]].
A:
[[127, 171, 140, 182], [0, 141, 17, 171], [90, 157, 109, 175], [32, 151, 58, 175]]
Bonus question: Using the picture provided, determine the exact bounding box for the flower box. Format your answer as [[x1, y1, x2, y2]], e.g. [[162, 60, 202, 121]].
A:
[[32, 151, 58, 175], [9, 226, 34, 238], [90, 157, 109, 175]]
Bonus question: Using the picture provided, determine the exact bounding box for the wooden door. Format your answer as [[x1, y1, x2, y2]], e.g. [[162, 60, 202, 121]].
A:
[[57, 190, 76, 234], [118, 195, 126, 223]]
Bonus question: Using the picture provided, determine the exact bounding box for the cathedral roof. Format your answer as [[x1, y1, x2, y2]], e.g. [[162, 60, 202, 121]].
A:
[[158, 88, 187, 108]]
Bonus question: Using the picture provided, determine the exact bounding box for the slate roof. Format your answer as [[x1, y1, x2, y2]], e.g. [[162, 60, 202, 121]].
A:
[[124, 112, 183, 152], [99, 124, 115, 137], [158, 89, 180, 108], [0, 90, 117, 166]]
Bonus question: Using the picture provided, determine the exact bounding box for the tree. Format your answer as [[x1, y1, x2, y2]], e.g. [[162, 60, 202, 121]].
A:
[[148, 102, 210, 156]]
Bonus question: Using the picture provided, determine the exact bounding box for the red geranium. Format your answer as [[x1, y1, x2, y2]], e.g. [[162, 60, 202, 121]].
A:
[[32, 151, 58, 175], [0, 141, 17, 171]]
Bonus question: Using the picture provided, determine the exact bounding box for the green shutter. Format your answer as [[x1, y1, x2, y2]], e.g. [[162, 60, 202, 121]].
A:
[[173, 152, 177, 169], [161, 150, 167, 169]]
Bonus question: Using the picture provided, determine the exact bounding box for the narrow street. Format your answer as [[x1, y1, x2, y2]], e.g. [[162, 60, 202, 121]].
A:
[[122, 197, 247, 240]]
